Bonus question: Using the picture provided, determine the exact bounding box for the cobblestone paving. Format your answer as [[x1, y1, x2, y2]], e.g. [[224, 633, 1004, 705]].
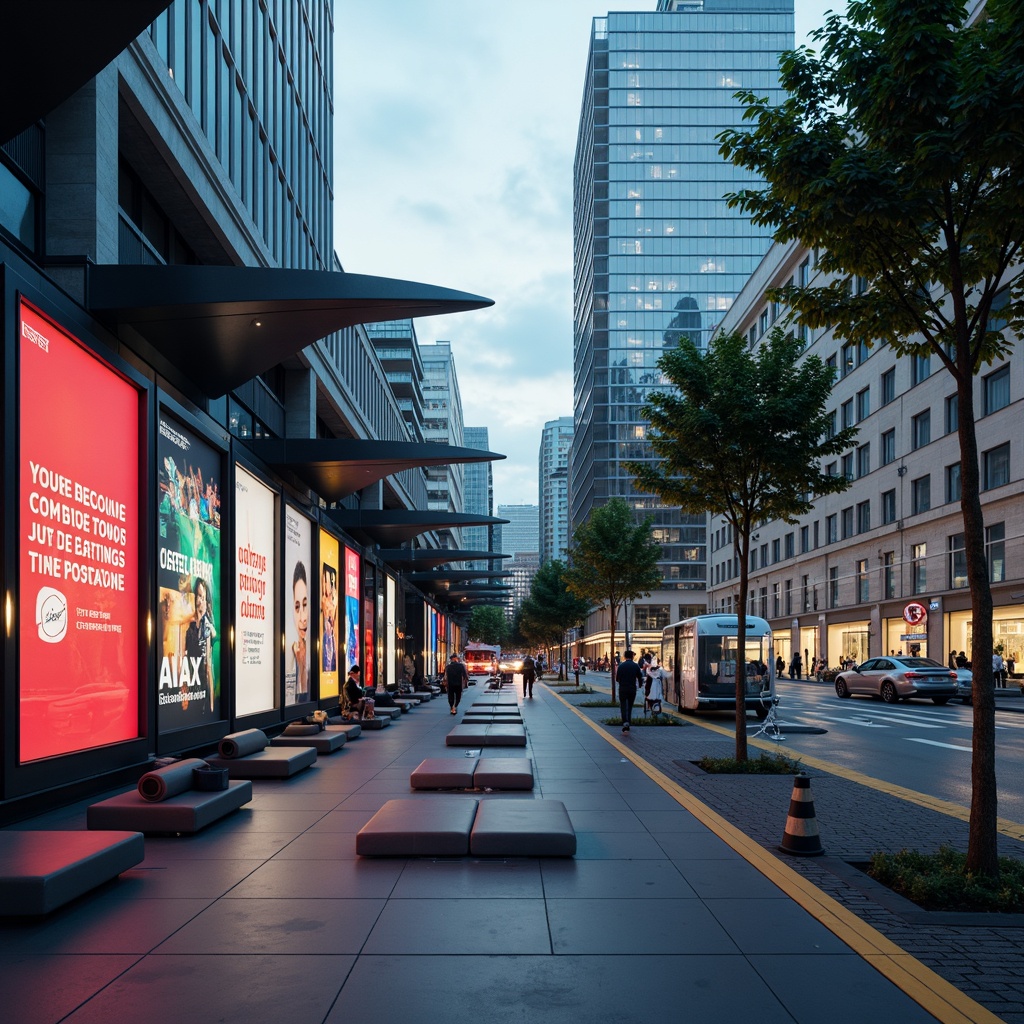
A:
[[550, 684, 1024, 1024]]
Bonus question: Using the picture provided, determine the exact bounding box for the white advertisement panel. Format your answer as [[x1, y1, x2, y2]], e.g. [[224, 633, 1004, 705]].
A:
[[284, 505, 313, 705], [234, 465, 276, 715]]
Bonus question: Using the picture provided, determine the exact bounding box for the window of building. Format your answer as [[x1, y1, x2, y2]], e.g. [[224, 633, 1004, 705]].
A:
[[856, 500, 871, 533], [911, 409, 930, 449], [987, 522, 1005, 583], [984, 365, 1010, 415], [799, 257, 810, 286], [944, 393, 958, 435], [841, 343, 856, 376], [881, 367, 895, 406], [842, 452, 854, 481], [800, 525, 809, 553], [825, 461, 837, 478], [948, 534, 967, 589], [856, 558, 869, 603], [826, 409, 837, 439], [983, 442, 1010, 490], [826, 514, 838, 543], [813, 520, 820, 549], [841, 506, 854, 539], [633, 605, 671, 630], [857, 443, 870, 478], [882, 489, 896, 525], [912, 542, 927, 594], [826, 354, 837, 375], [912, 353, 931, 385], [829, 567, 839, 608], [772, 538, 781, 563], [759, 587, 768, 618], [881, 428, 895, 466], [760, 542, 768, 566], [772, 582, 780, 617], [784, 532, 795, 559], [841, 399, 854, 429], [883, 551, 896, 599], [748, 325, 757, 349], [911, 475, 931, 515], [784, 579, 793, 616], [857, 387, 870, 422], [802, 574, 810, 611], [945, 462, 961, 504], [759, 309, 769, 335]]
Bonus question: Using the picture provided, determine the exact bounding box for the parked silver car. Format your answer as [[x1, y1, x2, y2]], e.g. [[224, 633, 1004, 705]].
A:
[[834, 656, 958, 705], [954, 668, 973, 705]]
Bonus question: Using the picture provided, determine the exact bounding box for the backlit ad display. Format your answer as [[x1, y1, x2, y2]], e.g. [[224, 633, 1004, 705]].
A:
[[157, 413, 222, 729], [234, 466, 276, 716], [284, 506, 312, 705], [18, 301, 141, 762], [344, 546, 360, 675], [319, 529, 340, 697]]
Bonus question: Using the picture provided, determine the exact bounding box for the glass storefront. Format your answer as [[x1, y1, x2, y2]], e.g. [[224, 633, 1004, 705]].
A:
[[827, 621, 870, 667], [947, 604, 1024, 674]]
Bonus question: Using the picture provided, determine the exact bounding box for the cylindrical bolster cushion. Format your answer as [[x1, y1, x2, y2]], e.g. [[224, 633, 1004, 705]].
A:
[[138, 757, 210, 802], [283, 723, 321, 736], [219, 729, 268, 758]]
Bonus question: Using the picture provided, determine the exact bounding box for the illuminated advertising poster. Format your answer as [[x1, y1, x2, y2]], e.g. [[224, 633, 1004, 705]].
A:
[[319, 529, 340, 697], [234, 466, 276, 716], [18, 302, 140, 762], [386, 575, 397, 687], [344, 546, 360, 674], [157, 413, 221, 728], [284, 506, 312, 705]]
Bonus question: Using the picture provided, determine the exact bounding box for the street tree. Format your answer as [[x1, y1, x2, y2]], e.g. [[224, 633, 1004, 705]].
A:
[[564, 498, 662, 700], [717, 0, 1024, 876], [468, 604, 509, 648], [631, 329, 856, 760], [519, 560, 592, 679]]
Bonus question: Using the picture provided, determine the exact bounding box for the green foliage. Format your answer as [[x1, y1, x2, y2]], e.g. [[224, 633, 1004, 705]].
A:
[[518, 559, 590, 648], [552, 685, 595, 695], [579, 699, 618, 707], [868, 846, 1024, 913], [602, 716, 682, 727], [696, 752, 803, 774], [468, 605, 509, 647]]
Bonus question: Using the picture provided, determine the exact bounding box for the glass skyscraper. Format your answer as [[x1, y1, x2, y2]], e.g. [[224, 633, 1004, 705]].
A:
[[571, 0, 793, 588]]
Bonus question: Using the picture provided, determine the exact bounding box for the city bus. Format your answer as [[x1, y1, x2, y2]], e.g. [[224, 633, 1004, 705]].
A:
[[463, 643, 500, 681], [661, 614, 774, 719]]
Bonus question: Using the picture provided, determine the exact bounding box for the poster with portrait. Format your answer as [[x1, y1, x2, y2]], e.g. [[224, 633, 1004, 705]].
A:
[[157, 412, 222, 729], [234, 466, 276, 716], [284, 506, 312, 705], [319, 528, 340, 697], [18, 301, 141, 762], [344, 546, 360, 675]]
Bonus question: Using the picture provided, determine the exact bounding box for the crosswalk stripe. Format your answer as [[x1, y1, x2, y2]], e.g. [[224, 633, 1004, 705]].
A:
[[906, 737, 973, 751]]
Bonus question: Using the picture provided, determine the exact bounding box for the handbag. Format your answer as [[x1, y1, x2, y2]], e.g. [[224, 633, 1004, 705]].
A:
[[650, 699, 662, 715]]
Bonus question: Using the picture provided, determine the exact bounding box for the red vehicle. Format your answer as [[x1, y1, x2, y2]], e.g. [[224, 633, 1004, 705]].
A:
[[464, 643, 499, 680]]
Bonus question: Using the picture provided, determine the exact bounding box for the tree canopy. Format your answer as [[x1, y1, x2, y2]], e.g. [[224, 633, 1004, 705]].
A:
[[631, 328, 855, 758], [717, 0, 1024, 875], [564, 498, 663, 699], [467, 604, 509, 648], [518, 560, 591, 677]]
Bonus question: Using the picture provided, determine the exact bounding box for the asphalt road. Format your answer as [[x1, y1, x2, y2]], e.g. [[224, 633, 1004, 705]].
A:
[[768, 677, 1024, 824]]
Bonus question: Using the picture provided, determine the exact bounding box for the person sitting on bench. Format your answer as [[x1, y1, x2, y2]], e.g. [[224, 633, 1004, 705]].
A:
[[342, 664, 367, 719]]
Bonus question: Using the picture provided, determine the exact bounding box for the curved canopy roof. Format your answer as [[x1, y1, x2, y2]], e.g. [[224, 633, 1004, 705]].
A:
[[325, 510, 507, 547], [377, 549, 510, 569]]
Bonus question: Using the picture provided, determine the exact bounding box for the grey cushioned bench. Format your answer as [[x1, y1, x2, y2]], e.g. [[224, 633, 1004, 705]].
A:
[[356, 797, 478, 856], [205, 729, 317, 778], [411, 691, 434, 702], [445, 723, 527, 747], [460, 713, 522, 725], [473, 757, 534, 790], [271, 722, 347, 754], [470, 799, 575, 856], [410, 758, 478, 789], [371, 705, 402, 720], [88, 781, 252, 834], [0, 830, 145, 915], [328, 713, 389, 731]]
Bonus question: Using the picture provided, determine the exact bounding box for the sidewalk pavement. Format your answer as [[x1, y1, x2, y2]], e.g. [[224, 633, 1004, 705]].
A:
[[549, 675, 1024, 1024], [0, 681, 1007, 1024]]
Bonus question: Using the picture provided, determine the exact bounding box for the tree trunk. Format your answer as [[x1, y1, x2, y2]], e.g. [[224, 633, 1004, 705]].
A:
[[609, 600, 618, 702], [735, 525, 750, 762], [958, 366, 999, 879]]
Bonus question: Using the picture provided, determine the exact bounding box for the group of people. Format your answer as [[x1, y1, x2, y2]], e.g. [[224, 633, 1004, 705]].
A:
[[949, 649, 1017, 685], [614, 649, 667, 734]]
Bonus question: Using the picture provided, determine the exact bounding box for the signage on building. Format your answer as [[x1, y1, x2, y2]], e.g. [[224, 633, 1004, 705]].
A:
[[284, 506, 312, 705], [19, 302, 141, 761], [344, 546, 360, 675], [902, 602, 928, 627], [319, 529, 340, 697]]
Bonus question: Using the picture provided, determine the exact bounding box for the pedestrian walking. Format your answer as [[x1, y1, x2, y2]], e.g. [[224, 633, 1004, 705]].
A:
[[993, 651, 1006, 687], [445, 653, 468, 714], [776, 654, 785, 678], [616, 649, 644, 734], [522, 653, 537, 698], [645, 657, 666, 718]]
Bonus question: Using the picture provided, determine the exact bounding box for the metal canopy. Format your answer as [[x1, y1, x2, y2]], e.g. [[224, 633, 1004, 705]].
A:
[[85, 264, 493, 397], [247, 437, 504, 502], [325, 509, 507, 547], [407, 570, 511, 584], [1, 1, 174, 144], [377, 549, 511, 569]]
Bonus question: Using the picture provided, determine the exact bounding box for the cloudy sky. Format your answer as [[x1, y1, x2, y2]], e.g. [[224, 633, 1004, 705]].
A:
[[334, 1, 846, 507]]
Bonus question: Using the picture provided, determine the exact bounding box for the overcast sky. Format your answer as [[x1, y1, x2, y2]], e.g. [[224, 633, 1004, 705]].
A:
[[334, 1, 847, 508]]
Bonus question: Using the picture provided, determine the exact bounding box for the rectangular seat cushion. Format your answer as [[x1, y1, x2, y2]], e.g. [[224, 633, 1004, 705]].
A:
[[88, 781, 252, 834], [470, 799, 575, 856], [204, 746, 316, 778], [484, 724, 527, 747], [410, 757, 478, 789], [369, 705, 402, 720], [271, 730, 347, 754], [445, 724, 489, 747], [0, 830, 144, 915], [356, 715, 390, 730], [328, 723, 361, 740], [410, 691, 434, 701], [356, 797, 479, 856], [473, 758, 534, 791]]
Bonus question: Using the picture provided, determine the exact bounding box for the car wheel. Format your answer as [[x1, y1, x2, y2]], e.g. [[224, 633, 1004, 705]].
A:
[[881, 681, 898, 703], [835, 679, 850, 698], [932, 697, 950, 705]]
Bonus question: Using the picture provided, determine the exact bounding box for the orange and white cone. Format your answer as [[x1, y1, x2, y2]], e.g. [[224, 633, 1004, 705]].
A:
[[778, 772, 824, 856]]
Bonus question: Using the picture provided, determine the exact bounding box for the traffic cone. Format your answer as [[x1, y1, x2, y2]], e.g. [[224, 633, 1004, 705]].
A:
[[778, 772, 824, 856]]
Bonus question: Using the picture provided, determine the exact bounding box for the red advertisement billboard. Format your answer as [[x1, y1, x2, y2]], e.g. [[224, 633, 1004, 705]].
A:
[[18, 301, 140, 762]]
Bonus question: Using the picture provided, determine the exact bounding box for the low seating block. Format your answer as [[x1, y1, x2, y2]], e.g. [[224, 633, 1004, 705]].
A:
[[87, 781, 252, 834], [205, 745, 316, 778], [357, 715, 391, 730], [410, 757, 478, 789], [271, 730, 347, 754], [328, 723, 362, 740], [445, 724, 489, 747], [410, 691, 434, 702], [484, 724, 527, 747], [356, 797, 478, 856], [473, 758, 534, 791], [371, 705, 402, 720], [0, 830, 145, 915], [470, 799, 575, 856]]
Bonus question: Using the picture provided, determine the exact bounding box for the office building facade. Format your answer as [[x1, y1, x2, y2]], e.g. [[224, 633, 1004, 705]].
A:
[[539, 416, 573, 564], [571, 0, 794, 651], [463, 426, 495, 570]]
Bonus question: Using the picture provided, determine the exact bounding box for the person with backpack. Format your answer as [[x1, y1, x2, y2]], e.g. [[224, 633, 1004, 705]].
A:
[[445, 653, 469, 714], [522, 654, 537, 698]]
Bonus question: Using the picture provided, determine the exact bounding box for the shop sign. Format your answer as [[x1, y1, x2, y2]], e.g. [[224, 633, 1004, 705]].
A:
[[903, 602, 928, 626]]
